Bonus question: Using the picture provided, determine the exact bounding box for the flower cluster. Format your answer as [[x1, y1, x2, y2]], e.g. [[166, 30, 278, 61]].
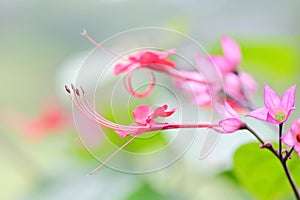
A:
[[66, 31, 300, 196]]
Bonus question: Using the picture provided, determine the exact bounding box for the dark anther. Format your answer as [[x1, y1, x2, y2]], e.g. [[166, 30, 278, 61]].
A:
[[75, 88, 80, 96], [65, 85, 71, 93]]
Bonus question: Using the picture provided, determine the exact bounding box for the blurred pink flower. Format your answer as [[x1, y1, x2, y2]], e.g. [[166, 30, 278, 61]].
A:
[[246, 84, 296, 124], [173, 70, 212, 107], [206, 35, 242, 74], [24, 103, 69, 139], [224, 72, 257, 100], [281, 119, 300, 157], [1, 100, 70, 140]]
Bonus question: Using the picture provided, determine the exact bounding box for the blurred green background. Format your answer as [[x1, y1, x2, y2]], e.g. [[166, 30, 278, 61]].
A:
[[0, 0, 300, 199]]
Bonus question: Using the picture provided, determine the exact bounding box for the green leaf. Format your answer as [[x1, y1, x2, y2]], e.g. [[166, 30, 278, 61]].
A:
[[125, 182, 167, 200], [233, 143, 300, 200]]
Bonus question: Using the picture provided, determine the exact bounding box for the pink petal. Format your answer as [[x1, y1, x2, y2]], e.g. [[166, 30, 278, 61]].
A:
[[213, 118, 242, 134], [295, 146, 300, 158], [214, 102, 239, 119], [240, 72, 257, 94], [208, 55, 231, 74], [157, 48, 176, 59], [221, 35, 241, 69], [284, 107, 296, 122], [291, 119, 300, 133], [195, 55, 223, 84], [246, 108, 268, 121], [139, 51, 159, 64], [132, 105, 152, 124], [152, 105, 176, 119], [113, 49, 176, 75], [193, 93, 211, 106], [281, 130, 296, 147], [113, 62, 131, 75], [224, 102, 239, 118], [264, 84, 281, 117], [281, 85, 296, 112], [224, 73, 243, 100]]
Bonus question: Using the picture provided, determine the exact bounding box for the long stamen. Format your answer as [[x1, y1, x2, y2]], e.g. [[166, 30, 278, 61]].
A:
[[88, 135, 137, 175], [66, 85, 220, 133], [66, 85, 121, 129], [81, 29, 126, 61], [79, 87, 138, 131], [65, 85, 138, 133]]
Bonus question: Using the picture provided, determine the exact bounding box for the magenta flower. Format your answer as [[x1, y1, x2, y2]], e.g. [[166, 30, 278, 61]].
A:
[[246, 84, 296, 124], [281, 119, 300, 157], [213, 102, 245, 133], [113, 49, 176, 75]]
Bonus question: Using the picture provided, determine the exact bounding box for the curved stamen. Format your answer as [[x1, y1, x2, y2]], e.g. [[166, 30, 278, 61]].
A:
[[66, 85, 138, 133], [124, 70, 156, 98], [81, 29, 126, 61]]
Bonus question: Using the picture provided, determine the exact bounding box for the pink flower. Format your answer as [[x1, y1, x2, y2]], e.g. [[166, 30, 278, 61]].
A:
[[24, 103, 69, 139], [65, 85, 189, 138], [66, 84, 220, 174], [213, 102, 245, 133], [65, 84, 219, 137], [246, 84, 296, 124], [112, 49, 176, 98], [113, 49, 176, 75], [224, 72, 257, 101], [116, 104, 177, 137], [205, 36, 242, 74], [173, 70, 211, 107], [281, 119, 300, 157]]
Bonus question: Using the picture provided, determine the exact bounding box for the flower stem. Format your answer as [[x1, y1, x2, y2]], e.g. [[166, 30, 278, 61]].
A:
[[281, 159, 300, 199], [245, 124, 299, 199], [243, 125, 265, 145], [279, 123, 283, 159], [278, 123, 299, 199], [284, 147, 294, 162]]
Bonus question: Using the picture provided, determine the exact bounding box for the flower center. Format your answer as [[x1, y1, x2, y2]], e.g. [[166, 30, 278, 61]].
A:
[[275, 112, 286, 122], [297, 134, 300, 143]]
